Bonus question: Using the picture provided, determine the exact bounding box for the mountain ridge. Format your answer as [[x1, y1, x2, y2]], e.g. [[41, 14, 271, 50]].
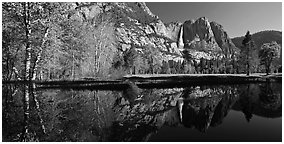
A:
[[232, 30, 282, 49]]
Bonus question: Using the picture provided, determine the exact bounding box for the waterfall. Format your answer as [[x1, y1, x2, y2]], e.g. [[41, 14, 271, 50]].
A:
[[178, 25, 184, 49]]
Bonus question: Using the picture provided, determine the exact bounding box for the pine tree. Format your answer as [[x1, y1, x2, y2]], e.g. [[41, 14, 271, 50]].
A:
[[241, 31, 255, 76]]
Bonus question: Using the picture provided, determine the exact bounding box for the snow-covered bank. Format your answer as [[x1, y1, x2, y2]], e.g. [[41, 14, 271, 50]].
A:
[[123, 73, 282, 84]]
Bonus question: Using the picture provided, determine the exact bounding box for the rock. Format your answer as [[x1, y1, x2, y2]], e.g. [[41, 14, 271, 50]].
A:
[[121, 44, 131, 51], [210, 21, 239, 57], [137, 2, 157, 18], [165, 21, 183, 41], [177, 17, 240, 61], [182, 17, 219, 49], [149, 19, 168, 37], [57, 2, 239, 78]]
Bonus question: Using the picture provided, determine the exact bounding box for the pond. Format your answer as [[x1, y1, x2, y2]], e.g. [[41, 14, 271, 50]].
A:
[[2, 82, 282, 142]]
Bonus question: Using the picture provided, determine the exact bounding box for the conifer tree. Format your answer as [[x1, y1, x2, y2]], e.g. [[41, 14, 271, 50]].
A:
[[241, 31, 255, 75]]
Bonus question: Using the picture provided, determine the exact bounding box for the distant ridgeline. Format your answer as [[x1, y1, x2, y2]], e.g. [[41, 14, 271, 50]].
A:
[[2, 2, 282, 81], [232, 30, 282, 50]]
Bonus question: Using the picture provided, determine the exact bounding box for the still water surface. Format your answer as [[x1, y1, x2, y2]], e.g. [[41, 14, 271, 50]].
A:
[[2, 82, 282, 142]]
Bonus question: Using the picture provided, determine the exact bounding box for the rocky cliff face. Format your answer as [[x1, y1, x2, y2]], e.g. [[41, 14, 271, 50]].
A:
[[57, 2, 239, 77], [65, 2, 184, 77], [182, 17, 217, 47], [179, 17, 239, 60], [210, 21, 240, 57], [165, 21, 183, 42]]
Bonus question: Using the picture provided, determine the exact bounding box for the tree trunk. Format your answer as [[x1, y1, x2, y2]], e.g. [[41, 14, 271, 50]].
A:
[[39, 69, 43, 80], [32, 54, 41, 81], [72, 52, 75, 80], [246, 43, 250, 76], [266, 64, 270, 75], [48, 65, 51, 80], [32, 28, 49, 81], [23, 2, 32, 81], [246, 61, 250, 76]]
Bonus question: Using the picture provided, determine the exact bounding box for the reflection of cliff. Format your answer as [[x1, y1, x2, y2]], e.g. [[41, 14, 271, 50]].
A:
[[181, 86, 238, 132], [110, 88, 183, 141], [210, 87, 239, 127]]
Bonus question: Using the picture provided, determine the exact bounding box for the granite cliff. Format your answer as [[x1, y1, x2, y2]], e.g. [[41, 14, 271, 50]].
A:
[[68, 2, 239, 77], [179, 17, 239, 60]]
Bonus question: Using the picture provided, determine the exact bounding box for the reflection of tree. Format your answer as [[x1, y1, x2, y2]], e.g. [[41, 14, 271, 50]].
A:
[[19, 84, 33, 141], [232, 83, 282, 119], [2, 84, 24, 141], [2, 84, 45, 141], [259, 83, 281, 110], [236, 83, 282, 121], [239, 85, 254, 122], [19, 84, 48, 141]]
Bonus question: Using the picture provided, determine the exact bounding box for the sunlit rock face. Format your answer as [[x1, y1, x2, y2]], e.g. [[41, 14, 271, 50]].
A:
[[182, 17, 220, 51], [112, 2, 183, 63], [165, 22, 183, 42], [58, 2, 240, 76], [180, 17, 239, 60], [183, 17, 216, 45], [210, 21, 240, 58], [62, 2, 185, 78]]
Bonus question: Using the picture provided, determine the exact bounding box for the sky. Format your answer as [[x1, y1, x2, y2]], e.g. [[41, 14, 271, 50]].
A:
[[146, 2, 282, 38]]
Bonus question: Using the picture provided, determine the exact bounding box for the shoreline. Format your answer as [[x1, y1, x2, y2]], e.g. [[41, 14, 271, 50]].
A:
[[2, 73, 281, 90]]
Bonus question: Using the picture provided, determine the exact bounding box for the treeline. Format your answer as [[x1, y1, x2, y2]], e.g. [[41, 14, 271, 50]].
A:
[[231, 30, 282, 74]]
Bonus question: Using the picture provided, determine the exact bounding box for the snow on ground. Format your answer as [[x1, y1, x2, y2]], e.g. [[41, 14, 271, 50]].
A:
[[124, 73, 282, 78]]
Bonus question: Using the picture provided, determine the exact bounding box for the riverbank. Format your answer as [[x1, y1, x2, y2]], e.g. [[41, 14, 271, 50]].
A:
[[3, 73, 281, 90], [123, 73, 282, 82]]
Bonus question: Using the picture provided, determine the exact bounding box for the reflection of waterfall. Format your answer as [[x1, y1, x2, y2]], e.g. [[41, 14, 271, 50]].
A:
[[177, 99, 184, 123]]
